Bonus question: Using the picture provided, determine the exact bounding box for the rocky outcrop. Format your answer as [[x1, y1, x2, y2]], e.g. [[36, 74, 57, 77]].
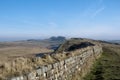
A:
[[1, 39, 102, 80]]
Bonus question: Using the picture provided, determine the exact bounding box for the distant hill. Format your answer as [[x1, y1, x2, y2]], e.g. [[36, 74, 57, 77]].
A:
[[49, 36, 66, 41], [107, 40, 120, 44], [25, 36, 67, 50], [27, 36, 66, 42], [45, 36, 66, 49]]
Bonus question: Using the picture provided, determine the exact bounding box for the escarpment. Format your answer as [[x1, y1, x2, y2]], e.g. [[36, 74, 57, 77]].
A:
[[0, 38, 102, 80]]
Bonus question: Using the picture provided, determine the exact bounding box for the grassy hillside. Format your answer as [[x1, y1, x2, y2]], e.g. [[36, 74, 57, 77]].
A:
[[84, 43, 120, 80]]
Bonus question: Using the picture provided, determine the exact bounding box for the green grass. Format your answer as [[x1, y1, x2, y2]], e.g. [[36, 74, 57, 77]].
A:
[[84, 47, 120, 80]]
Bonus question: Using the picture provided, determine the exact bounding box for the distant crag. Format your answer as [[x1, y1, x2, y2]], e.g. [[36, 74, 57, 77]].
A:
[[55, 38, 97, 53], [47, 36, 66, 50], [26, 36, 66, 50], [49, 36, 66, 41]]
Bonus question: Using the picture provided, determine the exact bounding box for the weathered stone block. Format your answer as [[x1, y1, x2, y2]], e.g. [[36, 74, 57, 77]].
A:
[[36, 68, 42, 76], [27, 72, 36, 80]]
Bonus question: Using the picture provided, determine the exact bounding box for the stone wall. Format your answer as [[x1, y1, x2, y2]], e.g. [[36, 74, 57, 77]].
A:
[[10, 45, 102, 80]]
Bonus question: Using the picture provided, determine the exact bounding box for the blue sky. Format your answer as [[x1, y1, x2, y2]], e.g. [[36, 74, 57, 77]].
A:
[[0, 0, 120, 41]]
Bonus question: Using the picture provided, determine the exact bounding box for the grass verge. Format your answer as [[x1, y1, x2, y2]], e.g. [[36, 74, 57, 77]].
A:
[[84, 46, 120, 80]]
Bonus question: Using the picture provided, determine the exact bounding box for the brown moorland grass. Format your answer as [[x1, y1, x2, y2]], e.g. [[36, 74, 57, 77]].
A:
[[0, 41, 53, 65], [0, 47, 52, 64]]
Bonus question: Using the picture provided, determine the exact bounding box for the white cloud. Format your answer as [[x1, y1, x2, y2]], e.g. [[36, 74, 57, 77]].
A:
[[81, 0, 105, 18], [48, 22, 57, 27], [91, 7, 105, 18]]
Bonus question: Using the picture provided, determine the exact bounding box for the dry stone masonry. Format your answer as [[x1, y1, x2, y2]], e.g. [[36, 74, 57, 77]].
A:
[[9, 41, 102, 80]]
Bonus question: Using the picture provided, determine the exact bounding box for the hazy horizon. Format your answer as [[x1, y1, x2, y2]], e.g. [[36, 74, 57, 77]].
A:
[[0, 0, 120, 41], [0, 36, 119, 42]]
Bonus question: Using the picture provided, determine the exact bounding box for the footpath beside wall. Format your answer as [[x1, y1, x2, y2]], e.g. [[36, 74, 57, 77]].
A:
[[10, 44, 102, 80]]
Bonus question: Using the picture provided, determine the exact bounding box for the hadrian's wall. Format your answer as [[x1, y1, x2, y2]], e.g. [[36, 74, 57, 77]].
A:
[[9, 44, 102, 80]]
